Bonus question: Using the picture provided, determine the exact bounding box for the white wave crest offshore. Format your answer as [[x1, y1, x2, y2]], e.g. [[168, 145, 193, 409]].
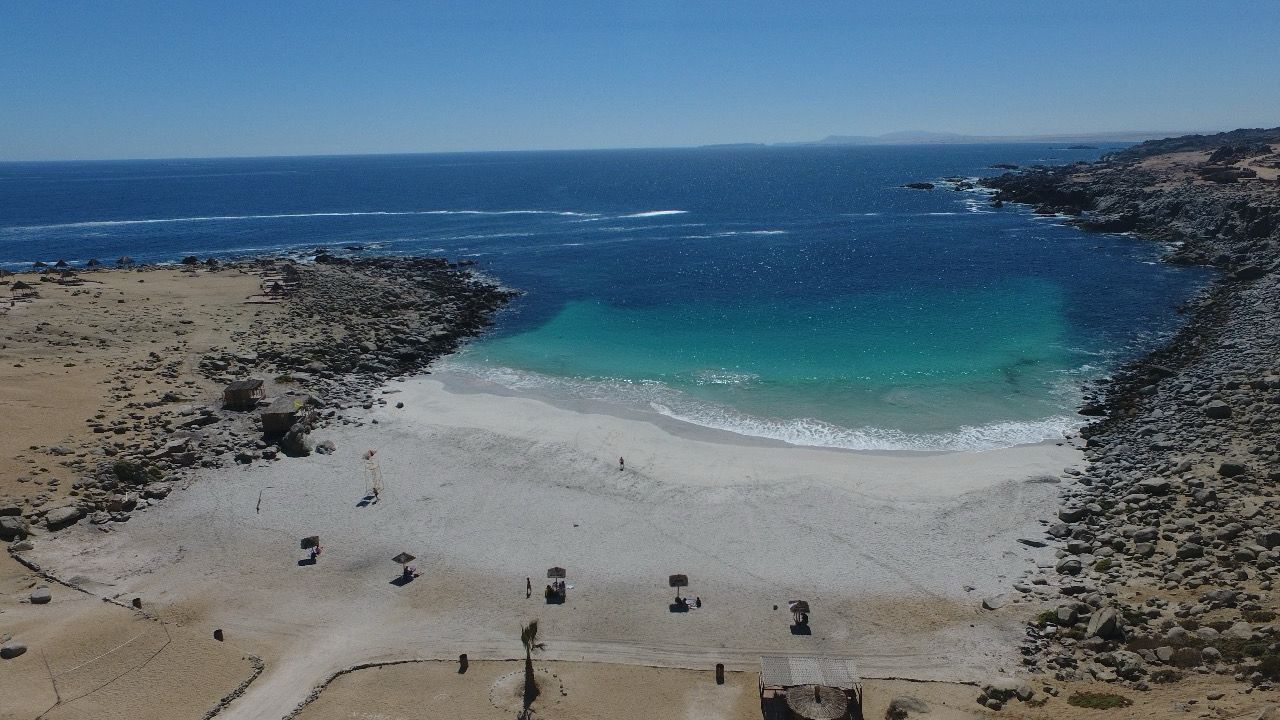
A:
[[618, 210, 688, 218], [2, 209, 600, 232]]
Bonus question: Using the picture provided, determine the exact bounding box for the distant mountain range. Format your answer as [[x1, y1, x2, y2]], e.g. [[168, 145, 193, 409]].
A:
[[785, 130, 1195, 146]]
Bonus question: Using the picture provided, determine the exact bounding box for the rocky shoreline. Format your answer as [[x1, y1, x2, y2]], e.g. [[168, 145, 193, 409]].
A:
[[1, 256, 515, 541], [979, 130, 1280, 701]]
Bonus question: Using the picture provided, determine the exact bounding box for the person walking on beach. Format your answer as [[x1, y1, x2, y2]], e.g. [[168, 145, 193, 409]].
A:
[[619, 456, 625, 471], [526, 577, 532, 599]]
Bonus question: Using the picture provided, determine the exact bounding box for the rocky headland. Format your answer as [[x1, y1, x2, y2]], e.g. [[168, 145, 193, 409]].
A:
[[981, 129, 1280, 700], [0, 256, 514, 542]]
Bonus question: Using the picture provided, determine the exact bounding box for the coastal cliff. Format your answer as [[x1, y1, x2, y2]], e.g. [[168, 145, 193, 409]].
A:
[[983, 130, 1280, 691]]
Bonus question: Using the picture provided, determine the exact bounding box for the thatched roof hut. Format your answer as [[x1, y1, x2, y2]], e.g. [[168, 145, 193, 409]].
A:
[[785, 685, 848, 720], [758, 656, 862, 720]]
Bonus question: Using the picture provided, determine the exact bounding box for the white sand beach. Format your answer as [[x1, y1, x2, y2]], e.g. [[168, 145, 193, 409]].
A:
[[23, 371, 1081, 718]]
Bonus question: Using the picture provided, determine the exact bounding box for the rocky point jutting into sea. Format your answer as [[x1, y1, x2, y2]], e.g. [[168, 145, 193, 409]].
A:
[[0, 256, 514, 539], [979, 128, 1280, 698]]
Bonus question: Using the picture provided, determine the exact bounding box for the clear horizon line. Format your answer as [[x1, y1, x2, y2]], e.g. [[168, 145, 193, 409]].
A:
[[0, 128, 1218, 164]]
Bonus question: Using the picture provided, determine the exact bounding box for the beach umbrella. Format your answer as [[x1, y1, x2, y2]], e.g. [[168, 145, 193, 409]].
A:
[[53, 259, 69, 269], [785, 685, 848, 720], [668, 573, 689, 598], [547, 566, 566, 579], [32, 261, 47, 269], [788, 600, 810, 624], [86, 258, 101, 267], [392, 552, 416, 566], [11, 280, 33, 294], [300, 535, 320, 550]]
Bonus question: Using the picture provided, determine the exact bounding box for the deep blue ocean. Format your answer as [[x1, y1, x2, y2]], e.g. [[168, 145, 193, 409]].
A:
[[0, 145, 1209, 450]]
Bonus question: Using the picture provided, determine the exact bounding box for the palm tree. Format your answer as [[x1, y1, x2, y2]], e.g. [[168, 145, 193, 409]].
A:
[[520, 620, 544, 711]]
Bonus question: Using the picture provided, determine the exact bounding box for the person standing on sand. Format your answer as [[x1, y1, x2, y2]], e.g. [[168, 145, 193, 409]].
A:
[[526, 577, 532, 598], [619, 456, 624, 471]]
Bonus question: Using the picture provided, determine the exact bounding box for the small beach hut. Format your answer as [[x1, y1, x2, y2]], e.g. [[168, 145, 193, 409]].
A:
[[222, 379, 265, 410], [758, 656, 862, 720]]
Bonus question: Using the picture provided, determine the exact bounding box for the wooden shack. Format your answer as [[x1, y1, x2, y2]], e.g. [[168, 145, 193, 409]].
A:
[[759, 656, 862, 720], [260, 394, 313, 437], [223, 379, 265, 410]]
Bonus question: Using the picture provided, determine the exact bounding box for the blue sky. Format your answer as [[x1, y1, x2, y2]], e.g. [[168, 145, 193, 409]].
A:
[[2, 1, 1278, 160]]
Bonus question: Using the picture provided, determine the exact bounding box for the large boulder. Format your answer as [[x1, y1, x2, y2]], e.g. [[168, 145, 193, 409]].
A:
[[1137, 478, 1172, 495], [278, 423, 313, 457], [1204, 400, 1232, 419], [1058, 506, 1090, 522], [44, 506, 84, 531], [0, 516, 29, 541], [885, 695, 930, 719], [1055, 558, 1083, 575], [1087, 607, 1125, 640], [1218, 461, 1248, 477], [0, 641, 27, 659], [981, 678, 1034, 702]]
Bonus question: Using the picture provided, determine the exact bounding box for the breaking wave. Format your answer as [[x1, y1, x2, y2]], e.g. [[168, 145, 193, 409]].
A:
[[442, 360, 1079, 452]]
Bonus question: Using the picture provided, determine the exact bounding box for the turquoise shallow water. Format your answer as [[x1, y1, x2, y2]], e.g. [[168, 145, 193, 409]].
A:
[[454, 276, 1087, 450], [0, 145, 1210, 449]]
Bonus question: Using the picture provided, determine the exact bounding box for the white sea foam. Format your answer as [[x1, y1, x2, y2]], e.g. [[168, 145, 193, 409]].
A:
[[618, 210, 688, 218], [680, 230, 788, 239], [2, 209, 598, 232], [650, 402, 1079, 452], [443, 360, 1081, 452]]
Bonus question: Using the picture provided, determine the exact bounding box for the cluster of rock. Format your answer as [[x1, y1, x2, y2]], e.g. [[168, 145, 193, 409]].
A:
[[978, 129, 1280, 696], [1, 256, 514, 541]]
